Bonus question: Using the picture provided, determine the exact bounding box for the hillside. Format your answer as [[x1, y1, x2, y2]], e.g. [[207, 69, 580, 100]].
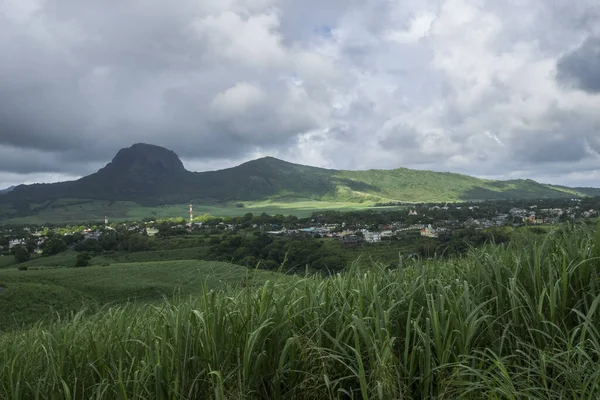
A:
[[0, 143, 596, 222], [0, 186, 15, 195], [0, 260, 281, 331], [0, 225, 599, 398]]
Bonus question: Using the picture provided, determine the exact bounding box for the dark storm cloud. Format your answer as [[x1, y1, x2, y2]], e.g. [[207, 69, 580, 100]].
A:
[[514, 133, 588, 164], [0, 146, 103, 174], [556, 36, 600, 93], [0, 0, 328, 174]]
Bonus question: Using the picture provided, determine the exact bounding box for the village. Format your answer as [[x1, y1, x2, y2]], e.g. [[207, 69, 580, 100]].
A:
[[1, 196, 598, 258]]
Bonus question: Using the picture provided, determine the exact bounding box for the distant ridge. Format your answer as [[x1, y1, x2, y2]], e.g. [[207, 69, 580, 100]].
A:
[[0, 143, 598, 216], [0, 186, 15, 195]]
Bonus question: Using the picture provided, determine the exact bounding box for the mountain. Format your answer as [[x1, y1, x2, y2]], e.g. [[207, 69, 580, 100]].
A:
[[0, 143, 596, 219], [0, 186, 15, 195]]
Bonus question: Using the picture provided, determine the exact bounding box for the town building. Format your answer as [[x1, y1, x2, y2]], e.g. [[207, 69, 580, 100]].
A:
[[420, 224, 438, 238], [362, 230, 381, 243]]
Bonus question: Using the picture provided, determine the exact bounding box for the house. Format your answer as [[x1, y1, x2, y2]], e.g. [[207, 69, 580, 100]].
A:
[[341, 235, 360, 245], [8, 239, 24, 249], [266, 228, 288, 235], [145, 228, 159, 237], [409, 224, 426, 230], [363, 231, 381, 243], [420, 224, 438, 238], [583, 209, 598, 218], [381, 230, 394, 238], [84, 231, 102, 240]]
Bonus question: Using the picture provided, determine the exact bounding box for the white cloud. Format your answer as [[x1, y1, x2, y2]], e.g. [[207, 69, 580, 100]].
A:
[[210, 82, 267, 117], [386, 12, 436, 44], [191, 11, 286, 69]]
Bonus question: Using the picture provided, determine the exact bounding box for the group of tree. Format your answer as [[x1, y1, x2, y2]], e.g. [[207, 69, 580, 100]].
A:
[[206, 232, 345, 272], [74, 231, 155, 254]]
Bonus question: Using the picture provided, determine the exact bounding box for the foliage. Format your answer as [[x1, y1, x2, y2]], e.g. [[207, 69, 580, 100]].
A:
[[206, 233, 346, 272], [11, 245, 30, 263], [74, 252, 92, 267], [74, 239, 103, 253], [42, 236, 67, 256], [0, 223, 599, 398]]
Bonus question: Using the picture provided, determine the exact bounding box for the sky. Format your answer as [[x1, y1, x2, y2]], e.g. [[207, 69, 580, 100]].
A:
[[1, 0, 600, 188]]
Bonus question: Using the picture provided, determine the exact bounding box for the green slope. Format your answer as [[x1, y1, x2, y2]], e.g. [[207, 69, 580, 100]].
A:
[[0, 260, 281, 331]]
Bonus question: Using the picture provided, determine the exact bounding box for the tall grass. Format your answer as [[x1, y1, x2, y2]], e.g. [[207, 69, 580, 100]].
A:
[[1, 223, 599, 399]]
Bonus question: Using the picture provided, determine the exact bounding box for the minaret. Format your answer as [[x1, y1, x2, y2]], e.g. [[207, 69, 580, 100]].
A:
[[189, 204, 193, 224], [105, 216, 108, 226]]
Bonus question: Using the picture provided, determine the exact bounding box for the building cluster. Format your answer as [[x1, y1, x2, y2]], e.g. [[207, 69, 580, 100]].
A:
[[1, 198, 598, 256]]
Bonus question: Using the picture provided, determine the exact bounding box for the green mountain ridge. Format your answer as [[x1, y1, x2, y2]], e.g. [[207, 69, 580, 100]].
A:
[[0, 143, 598, 222]]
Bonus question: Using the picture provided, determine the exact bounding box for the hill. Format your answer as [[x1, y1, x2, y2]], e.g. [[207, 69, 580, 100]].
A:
[[0, 143, 596, 222], [0, 186, 15, 195], [0, 259, 281, 331]]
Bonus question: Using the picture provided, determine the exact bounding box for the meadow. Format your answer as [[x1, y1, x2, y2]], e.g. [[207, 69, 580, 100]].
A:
[[0, 199, 385, 225], [0, 260, 280, 332], [0, 223, 599, 398]]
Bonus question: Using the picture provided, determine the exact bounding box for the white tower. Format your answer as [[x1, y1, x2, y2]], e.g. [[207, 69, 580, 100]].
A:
[[189, 204, 193, 224], [105, 216, 108, 226]]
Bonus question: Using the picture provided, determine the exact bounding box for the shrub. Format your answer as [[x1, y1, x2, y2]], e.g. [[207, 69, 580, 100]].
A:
[[74, 253, 92, 268], [11, 245, 30, 263]]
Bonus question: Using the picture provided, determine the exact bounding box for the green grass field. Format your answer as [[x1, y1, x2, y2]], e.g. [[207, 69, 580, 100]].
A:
[[7, 247, 213, 270], [0, 260, 282, 332], [0, 224, 599, 398], [0, 256, 15, 268], [0, 199, 386, 224]]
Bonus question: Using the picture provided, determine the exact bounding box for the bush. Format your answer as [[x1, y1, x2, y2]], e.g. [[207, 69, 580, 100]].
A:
[[74, 239, 103, 253], [75, 253, 92, 268], [42, 237, 68, 256], [11, 245, 30, 263]]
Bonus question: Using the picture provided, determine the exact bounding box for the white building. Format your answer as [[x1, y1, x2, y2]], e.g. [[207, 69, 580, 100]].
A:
[[362, 231, 381, 243], [9, 239, 24, 249]]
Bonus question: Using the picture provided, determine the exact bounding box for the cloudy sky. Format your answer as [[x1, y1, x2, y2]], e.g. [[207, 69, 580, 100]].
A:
[[1, 0, 600, 188]]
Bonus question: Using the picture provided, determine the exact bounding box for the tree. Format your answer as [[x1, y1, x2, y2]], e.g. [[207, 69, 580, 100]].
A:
[[25, 239, 37, 253], [99, 231, 119, 251], [75, 252, 92, 267], [42, 237, 68, 256], [74, 239, 103, 253], [12, 245, 30, 263]]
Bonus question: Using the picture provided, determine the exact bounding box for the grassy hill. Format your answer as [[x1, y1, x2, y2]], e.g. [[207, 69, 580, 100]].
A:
[[0, 260, 282, 331], [0, 143, 597, 223], [0, 225, 599, 398]]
